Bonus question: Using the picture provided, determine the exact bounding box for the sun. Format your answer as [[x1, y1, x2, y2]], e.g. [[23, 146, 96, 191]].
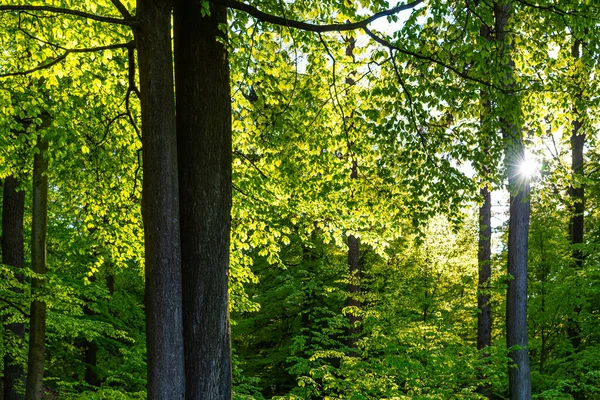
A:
[[518, 156, 539, 180]]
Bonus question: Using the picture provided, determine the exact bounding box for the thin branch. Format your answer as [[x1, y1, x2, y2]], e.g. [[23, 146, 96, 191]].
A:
[[126, 88, 141, 140], [0, 41, 134, 78], [389, 50, 436, 167], [0, 5, 135, 26], [233, 150, 270, 180], [97, 112, 128, 147], [211, 0, 424, 32], [109, 0, 133, 20], [318, 33, 351, 149], [125, 45, 142, 141], [362, 27, 513, 92], [232, 183, 262, 203], [18, 13, 65, 51], [0, 298, 30, 319], [514, 0, 600, 20], [130, 148, 143, 201]]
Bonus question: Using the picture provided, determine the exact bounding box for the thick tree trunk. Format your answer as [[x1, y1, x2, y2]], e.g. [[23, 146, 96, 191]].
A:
[[174, 1, 233, 398], [25, 137, 49, 400], [2, 176, 26, 400], [505, 158, 532, 400], [495, 3, 532, 399], [135, 1, 185, 398]]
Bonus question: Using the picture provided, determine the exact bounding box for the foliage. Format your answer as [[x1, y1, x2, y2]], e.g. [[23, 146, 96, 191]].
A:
[[0, 0, 600, 398]]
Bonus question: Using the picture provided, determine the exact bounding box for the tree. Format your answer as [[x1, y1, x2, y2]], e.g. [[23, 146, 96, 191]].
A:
[[494, 2, 532, 398], [6, 1, 600, 398], [134, 1, 185, 397], [25, 134, 49, 400], [174, 0, 233, 397], [477, 18, 494, 400], [2, 175, 26, 400]]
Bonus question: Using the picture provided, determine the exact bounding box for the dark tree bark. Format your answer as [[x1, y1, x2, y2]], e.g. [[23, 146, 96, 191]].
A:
[[347, 162, 362, 349], [504, 152, 532, 400], [569, 40, 585, 271], [83, 275, 99, 387], [345, 38, 362, 350], [135, 1, 185, 398], [477, 24, 493, 398], [174, 1, 233, 398], [2, 176, 26, 400], [25, 137, 49, 400], [477, 183, 492, 399], [568, 39, 585, 400], [495, 3, 532, 399]]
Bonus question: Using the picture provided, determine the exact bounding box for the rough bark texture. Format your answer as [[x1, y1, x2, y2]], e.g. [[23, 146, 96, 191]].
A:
[[495, 3, 532, 399], [174, 1, 233, 398], [505, 163, 532, 400], [25, 138, 49, 400], [135, 1, 185, 398], [2, 176, 26, 400]]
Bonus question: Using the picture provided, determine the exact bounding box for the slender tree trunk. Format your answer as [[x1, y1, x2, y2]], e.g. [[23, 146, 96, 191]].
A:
[[25, 137, 49, 400], [83, 275, 99, 387], [568, 39, 584, 349], [477, 183, 492, 398], [568, 39, 584, 400], [477, 24, 493, 399], [174, 1, 233, 398], [135, 1, 185, 398], [569, 41, 584, 274], [2, 176, 26, 400], [344, 38, 362, 350], [347, 162, 362, 349], [495, 3, 532, 399]]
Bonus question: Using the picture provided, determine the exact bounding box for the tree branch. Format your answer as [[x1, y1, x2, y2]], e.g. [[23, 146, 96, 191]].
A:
[[0, 41, 135, 78], [109, 0, 133, 20], [0, 297, 30, 319], [362, 27, 505, 91], [0, 5, 135, 26], [210, 0, 424, 32]]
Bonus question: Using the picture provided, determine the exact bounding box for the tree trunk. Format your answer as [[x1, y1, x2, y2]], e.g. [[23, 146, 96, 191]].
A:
[[25, 137, 49, 400], [477, 23, 493, 396], [2, 176, 26, 400], [173, 1, 233, 398], [347, 162, 361, 349], [505, 146, 532, 400], [344, 39, 362, 350], [135, 1, 185, 398], [569, 40, 584, 273], [477, 183, 492, 398], [83, 275, 99, 387], [568, 39, 584, 400], [495, 2, 532, 399]]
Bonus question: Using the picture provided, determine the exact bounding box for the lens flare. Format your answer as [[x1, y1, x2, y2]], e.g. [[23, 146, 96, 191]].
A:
[[518, 157, 539, 180]]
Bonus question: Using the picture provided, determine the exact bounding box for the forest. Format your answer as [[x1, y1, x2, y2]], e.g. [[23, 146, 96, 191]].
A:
[[0, 0, 599, 399]]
